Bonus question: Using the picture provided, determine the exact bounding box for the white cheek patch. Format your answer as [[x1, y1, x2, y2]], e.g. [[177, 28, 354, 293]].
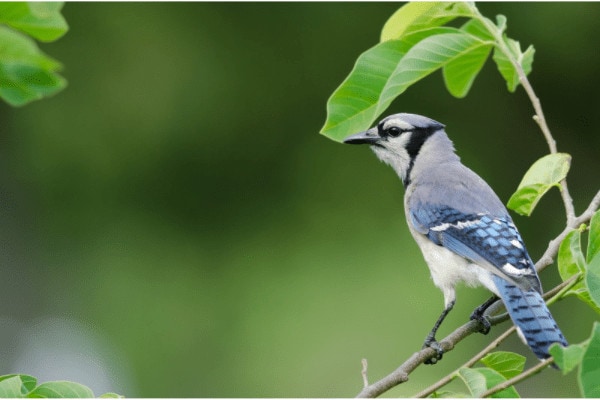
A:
[[383, 118, 414, 132], [371, 135, 412, 182]]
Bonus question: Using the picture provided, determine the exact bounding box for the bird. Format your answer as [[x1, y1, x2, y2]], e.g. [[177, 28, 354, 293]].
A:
[[343, 112, 567, 365]]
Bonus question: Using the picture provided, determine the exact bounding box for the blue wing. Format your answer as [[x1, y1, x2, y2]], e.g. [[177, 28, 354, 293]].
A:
[[410, 203, 568, 361], [410, 204, 541, 293]]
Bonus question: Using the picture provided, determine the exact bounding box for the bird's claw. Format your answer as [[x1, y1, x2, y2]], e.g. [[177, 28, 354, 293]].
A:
[[470, 309, 492, 335], [422, 336, 444, 365]]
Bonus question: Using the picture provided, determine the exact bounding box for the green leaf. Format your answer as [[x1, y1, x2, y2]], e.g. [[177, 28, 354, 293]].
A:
[[0, 25, 66, 106], [26, 381, 94, 398], [0, 375, 37, 395], [0, 2, 68, 42], [587, 210, 600, 264], [586, 253, 600, 310], [99, 393, 124, 398], [0, 376, 25, 398], [495, 15, 507, 34], [441, 16, 495, 98], [556, 227, 600, 313], [579, 322, 600, 397], [576, 290, 600, 315], [442, 38, 491, 98], [507, 153, 571, 216], [457, 367, 520, 398], [479, 351, 526, 379], [492, 35, 535, 92], [558, 229, 586, 284], [380, 2, 474, 42], [377, 32, 492, 115], [550, 342, 588, 375], [320, 27, 460, 141]]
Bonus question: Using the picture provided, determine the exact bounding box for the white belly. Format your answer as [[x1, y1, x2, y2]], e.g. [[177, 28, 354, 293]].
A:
[[411, 231, 499, 307]]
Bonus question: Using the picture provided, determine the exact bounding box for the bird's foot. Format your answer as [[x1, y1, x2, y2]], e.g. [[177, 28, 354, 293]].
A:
[[469, 309, 492, 335], [422, 335, 444, 365]]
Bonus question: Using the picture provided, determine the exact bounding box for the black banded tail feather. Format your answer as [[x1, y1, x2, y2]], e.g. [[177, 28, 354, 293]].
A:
[[492, 275, 568, 361]]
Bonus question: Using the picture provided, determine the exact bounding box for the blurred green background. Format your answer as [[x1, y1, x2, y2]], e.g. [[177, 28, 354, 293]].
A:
[[0, 2, 599, 397]]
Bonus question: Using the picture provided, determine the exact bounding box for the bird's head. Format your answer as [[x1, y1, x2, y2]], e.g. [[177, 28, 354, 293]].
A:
[[343, 113, 446, 185]]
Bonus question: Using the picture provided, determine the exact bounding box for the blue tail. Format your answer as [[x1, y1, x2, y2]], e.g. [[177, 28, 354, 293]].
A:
[[492, 275, 567, 360]]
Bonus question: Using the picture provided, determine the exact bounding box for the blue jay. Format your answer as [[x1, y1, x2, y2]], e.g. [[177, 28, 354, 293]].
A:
[[343, 113, 567, 364]]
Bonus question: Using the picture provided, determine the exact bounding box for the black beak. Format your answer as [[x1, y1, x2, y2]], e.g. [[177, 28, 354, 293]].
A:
[[343, 127, 380, 145]]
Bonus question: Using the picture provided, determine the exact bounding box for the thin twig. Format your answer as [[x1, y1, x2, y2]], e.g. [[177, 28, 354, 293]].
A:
[[479, 357, 555, 398], [361, 359, 369, 389]]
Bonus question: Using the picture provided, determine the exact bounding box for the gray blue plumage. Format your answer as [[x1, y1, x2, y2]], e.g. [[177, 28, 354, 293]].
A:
[[344, 113, 567, 364]]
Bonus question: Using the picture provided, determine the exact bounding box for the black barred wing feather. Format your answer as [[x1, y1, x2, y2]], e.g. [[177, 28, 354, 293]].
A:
[[410, 205, 542, 293]]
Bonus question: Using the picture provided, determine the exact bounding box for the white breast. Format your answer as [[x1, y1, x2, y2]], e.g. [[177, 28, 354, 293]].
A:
[[409, 227, 499, 308]]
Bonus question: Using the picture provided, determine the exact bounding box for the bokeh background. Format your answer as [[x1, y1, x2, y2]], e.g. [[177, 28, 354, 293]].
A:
[[0, 2, 599, 397]]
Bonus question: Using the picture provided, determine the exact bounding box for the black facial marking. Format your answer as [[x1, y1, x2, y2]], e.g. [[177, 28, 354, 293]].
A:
[[403, 126, 439, 186]]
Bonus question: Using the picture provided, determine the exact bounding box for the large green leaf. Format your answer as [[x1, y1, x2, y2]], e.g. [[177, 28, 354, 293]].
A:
[[442, 39, 491, 98], [441, 18, 495, 98], [0, 2, 68, 42], [0, 374, 37, 396], [586, 253, 600, 311], [587, 210, 600, 264], [579, 322, 600, 397], [26, 381, 94, 398], [558, 229, 586, 283], [457, 367, 520, 398], [377, 32, 492, 116], [0, 25, 66, 106], [557, 229, 600, 314], [321, 27, 460, 141], [507, 153, 571, 216], [0, 376, 25, 398], [380, 2, 473, 42], [550, 342, 588, 375], [479, 351, 526, 379]]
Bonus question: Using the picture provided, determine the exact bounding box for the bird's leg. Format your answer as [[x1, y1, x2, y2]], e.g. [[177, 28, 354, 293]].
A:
[[423, 300, 455, 365], [469, 295, 498, 335]]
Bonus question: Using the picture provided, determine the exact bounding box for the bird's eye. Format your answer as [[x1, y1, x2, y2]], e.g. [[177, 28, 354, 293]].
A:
[[387, 126, 402, 137]]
